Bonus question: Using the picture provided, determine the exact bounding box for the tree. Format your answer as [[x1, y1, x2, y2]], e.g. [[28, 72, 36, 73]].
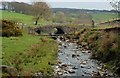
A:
[[1, 1, 8, 10], [31, 1, 52, 25], [109, 0, 120, 18], [74, 13, 92, 25], [7, 2, 32, 14], [56, 11, 66, 23]]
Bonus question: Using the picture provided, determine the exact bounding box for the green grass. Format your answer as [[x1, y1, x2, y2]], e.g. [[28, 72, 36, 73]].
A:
[[91, 12, 118, 23], [2, 33, 58, 76], [1, 10, 58, 76], [2, 33, 39, 60], [1, 10, 34, 25], [0, 10, 33, 25], [1, 10, 51, 26], [1, 10, 118, 26], [93, 25, 115, 30]]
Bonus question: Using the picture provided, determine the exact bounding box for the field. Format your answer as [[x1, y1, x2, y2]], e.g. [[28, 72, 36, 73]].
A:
[[1, 10, 34, 25], [1, 10, 59, 76], [2, 32, 58, 76], [0, 10, 51, 26], [91, 12, 118, 23], [1, 10, 118, 26]]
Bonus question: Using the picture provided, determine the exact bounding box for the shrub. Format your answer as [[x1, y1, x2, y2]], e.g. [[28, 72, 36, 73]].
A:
[[96, 31, 119, 62], [78, 28, 120, 75], [1, 20, 22, 37], [87, 33, 99, 44]]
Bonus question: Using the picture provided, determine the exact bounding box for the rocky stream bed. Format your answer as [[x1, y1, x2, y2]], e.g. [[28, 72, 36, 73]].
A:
[[53, 37, 119, 78]]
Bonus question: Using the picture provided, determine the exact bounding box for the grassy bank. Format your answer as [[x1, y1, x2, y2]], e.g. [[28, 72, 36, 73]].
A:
[[91, 12, 117, 23], [1, 10, 51, 26], [2, 33, 58, 76], [76, 27, 120, 75], [1, 10, 34, 25]]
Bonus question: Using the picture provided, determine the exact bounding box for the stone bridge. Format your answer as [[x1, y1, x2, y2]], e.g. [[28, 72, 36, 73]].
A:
[[34, 25, 77, 35], [28, 24, 86, 35]]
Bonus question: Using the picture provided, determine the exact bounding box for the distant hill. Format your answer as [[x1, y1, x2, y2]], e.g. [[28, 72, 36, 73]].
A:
[[52, 8, 117, 14], [1, 7, 118, 25], [52, 8, 118, 24]]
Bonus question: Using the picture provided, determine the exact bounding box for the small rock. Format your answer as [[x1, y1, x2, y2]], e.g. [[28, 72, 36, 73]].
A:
[[77, 58, 80, 60], [56, 60, 62, 64], [72, 66, 78, 69], [83, 71, 91, 75], [92, 71, 96, 73], [63, 71, 68, 74], [82, 51, 86, 53], [66, 54, 70, 57], [66, 40, 69, 42], [81, 66, 84, 68], [58, 49, 62, 53], [58, 71, 63, 75], [72, 54, 76, 58], [80, 61, 87, 65], [87, 66, 91, 69], [79, 45, 82, 48], [97, 67, 101, 70], [80, 64, 88, 69], [77, 54, 80, 57], [92, 72, 101, 78], [84, 46, 89, 50], [56, 68, 61, 72], [59, 42, 62, 45], [61, 64, 68, 68], [65, 57, 68, 60], [108, 73, 113, 77], [56, 66, 59, 69], [68, 69, 75, 73], [82, 51, 89, 53], [88, 51, 91, 53], [99, 71, 105, 77]]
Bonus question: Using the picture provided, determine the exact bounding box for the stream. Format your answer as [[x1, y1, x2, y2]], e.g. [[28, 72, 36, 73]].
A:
[[54, 37, 118, 78]]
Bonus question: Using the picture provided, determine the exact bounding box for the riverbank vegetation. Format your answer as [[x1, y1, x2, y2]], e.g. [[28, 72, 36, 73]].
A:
[[75, 27, 120, 75]]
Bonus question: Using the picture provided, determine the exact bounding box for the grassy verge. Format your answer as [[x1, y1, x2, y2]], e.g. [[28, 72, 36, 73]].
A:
[[2, 33, 58, 76]]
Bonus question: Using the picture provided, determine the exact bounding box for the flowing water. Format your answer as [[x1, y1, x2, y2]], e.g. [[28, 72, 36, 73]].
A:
[[54, 38, 117, 77]]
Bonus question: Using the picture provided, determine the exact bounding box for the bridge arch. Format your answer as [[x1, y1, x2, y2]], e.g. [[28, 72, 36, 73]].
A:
[[54, 27, 65, 34]]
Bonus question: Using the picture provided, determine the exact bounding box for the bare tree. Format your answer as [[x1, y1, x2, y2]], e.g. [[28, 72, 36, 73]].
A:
[[31, 1, 52, 25], [1, 1, 8, 10], [109, 0, 120, 18], [56, 11, 66, 23]]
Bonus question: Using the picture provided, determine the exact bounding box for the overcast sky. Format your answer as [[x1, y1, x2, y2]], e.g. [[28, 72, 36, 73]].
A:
[[0, 0, 115, 10]]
